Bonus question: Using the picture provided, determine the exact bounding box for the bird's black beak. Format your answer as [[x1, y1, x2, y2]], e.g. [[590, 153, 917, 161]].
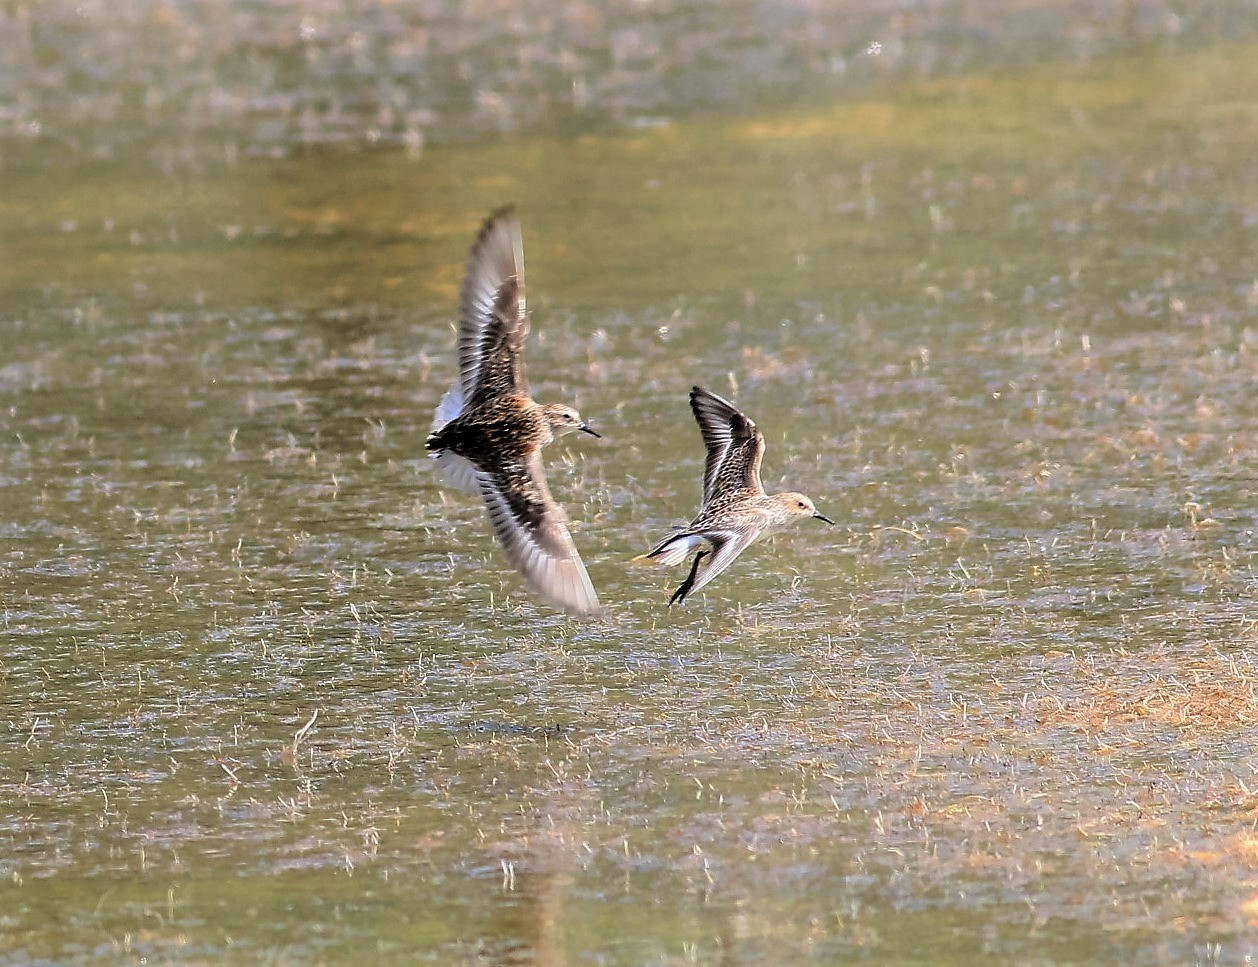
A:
[[580, 424, 602, 438], [814, 512, 835, 525]]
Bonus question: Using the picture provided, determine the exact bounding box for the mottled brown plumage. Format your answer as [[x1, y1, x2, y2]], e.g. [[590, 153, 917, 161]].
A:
[[637, 386, 832, 604], [426, 207, 601, 616]]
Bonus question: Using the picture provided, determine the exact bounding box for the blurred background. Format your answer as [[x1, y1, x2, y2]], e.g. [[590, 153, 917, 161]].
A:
[[4, 0, 1256, 164]]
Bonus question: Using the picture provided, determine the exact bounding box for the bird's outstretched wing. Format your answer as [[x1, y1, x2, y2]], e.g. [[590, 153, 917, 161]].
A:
[[476, 451, 601, 616], [689, 386, 765, 504], [458, 206, 529, 405], [670, 529, 756, 604]]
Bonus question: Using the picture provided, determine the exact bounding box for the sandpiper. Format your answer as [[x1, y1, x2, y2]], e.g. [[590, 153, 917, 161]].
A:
[[637, 386, 833, 604], [426, 207, 602, 616]]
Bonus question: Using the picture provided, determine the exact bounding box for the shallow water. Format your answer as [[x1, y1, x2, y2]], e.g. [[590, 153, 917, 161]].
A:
[[2, 13, 1257, 966]]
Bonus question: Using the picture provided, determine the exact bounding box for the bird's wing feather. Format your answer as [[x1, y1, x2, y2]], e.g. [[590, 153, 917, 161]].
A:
[[431, 384, 465, 433], [458, 207, 528, 403], [477, 451, 600, 616], [686, 529, 756, 597], [432, 450, 481, 494], [690, 386, 765, 503]]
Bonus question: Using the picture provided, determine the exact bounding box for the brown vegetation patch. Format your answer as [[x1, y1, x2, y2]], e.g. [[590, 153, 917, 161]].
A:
[[1037, 646, 1258, 733]]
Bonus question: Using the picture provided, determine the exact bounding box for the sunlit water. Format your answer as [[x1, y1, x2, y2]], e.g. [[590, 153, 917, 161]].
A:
[[2, 15, 1256, 965]]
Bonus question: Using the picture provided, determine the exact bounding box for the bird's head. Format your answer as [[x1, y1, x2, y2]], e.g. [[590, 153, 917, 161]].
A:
[[542, 403, 600, 440], [778, 492, 834, 525]]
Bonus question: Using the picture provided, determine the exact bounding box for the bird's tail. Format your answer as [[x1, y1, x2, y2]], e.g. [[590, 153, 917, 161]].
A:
[[426, 385, 480, 494], [631, 532, 704, 567]]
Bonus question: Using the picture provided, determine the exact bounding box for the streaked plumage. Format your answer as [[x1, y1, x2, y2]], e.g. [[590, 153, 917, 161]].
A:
[[637, 386, 833, 604], [426, 207, 601, 616]]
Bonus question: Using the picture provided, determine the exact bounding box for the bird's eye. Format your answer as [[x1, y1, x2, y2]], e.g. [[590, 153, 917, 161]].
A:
[[798, 501, 807, 509]]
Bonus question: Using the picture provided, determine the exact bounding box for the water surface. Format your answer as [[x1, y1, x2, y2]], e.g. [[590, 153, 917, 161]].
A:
[[2, 21, 1257, 966]]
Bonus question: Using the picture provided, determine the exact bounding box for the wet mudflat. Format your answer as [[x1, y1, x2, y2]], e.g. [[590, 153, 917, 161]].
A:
[[2, 5, 1257, 964]]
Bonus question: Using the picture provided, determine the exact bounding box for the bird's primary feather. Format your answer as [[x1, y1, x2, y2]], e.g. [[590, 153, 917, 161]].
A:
[[458, 206, 529, 404], [477, 452, 599, 616], [689, 386, 766, 505]]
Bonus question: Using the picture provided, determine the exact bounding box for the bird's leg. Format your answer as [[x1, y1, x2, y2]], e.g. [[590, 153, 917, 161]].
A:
[[670, 550, 708, 606]]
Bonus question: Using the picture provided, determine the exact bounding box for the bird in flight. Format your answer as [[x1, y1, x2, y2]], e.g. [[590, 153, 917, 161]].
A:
[[637, 386, 832, 604], [427, 207, 602, 616]]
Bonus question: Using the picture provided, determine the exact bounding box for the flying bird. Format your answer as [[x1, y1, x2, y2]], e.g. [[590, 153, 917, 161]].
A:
[[637, 386, 832, 604], [427, 207, 601, 616]]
